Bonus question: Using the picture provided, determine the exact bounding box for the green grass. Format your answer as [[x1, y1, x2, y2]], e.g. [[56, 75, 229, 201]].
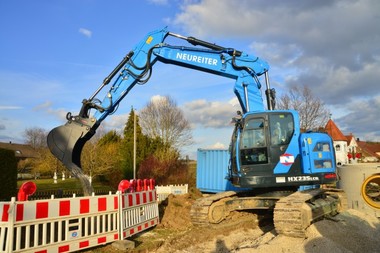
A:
[[17, 178, 114, 191]]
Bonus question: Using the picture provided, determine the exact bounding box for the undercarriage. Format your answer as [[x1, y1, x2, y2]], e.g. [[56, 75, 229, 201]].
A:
[[190, 188, 347, 238]]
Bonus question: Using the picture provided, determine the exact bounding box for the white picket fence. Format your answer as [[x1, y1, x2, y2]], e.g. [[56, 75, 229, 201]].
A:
[[0, 188, 158, 253], [155, 184, 188, 201]]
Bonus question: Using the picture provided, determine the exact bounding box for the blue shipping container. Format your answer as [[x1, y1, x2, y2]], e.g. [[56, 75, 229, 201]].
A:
[[196, 149, 249, 193]]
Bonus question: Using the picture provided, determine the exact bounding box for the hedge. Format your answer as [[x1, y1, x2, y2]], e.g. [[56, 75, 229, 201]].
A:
[[0, 148, 17, 201]]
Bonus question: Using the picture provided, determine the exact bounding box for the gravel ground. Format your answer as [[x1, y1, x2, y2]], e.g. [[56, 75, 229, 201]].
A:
[[86, 193, 380, 253]]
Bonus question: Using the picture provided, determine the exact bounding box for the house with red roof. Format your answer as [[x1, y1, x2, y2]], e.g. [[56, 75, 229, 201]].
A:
[[325, 119, 349, 165], [356, 140, 380, 162], [344, 133, 360, 161], [324, 119, 380, 164]]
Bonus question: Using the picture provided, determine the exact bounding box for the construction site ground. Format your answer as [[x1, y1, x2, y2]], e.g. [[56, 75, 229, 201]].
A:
[[85, 189, 380, 253]]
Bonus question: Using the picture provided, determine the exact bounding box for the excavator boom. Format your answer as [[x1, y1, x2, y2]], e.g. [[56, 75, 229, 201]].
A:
[[47, 28, 344, 236], [47, 27, 270, 172]]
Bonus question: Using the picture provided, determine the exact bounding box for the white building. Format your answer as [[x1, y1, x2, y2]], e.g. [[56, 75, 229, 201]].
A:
[[325, 119, 349, 166], [325, 119, 380, 164]]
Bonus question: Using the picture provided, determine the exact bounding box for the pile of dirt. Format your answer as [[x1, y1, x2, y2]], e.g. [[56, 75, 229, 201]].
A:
[[157, 193, 195, 230]]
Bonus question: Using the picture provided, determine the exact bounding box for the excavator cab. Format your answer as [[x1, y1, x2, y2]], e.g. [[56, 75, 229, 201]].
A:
[[228, 110, 337, 189]]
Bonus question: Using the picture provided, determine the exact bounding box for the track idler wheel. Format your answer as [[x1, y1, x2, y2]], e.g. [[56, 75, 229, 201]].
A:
[[208, 197, 233, 223]]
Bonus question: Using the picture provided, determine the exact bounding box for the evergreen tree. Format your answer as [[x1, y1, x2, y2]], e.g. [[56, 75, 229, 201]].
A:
[[119, 108, 160, 179], [98, 130, 121, 146]]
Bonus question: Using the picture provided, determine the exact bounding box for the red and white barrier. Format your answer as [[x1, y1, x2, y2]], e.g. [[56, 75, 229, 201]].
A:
[[120, 190, 159, 239], [0, 180, 158, 253], [156, 184, 188, 201]]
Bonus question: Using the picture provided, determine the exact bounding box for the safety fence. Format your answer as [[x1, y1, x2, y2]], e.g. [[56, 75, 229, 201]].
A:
[[156, 184, 188, 201], [0, 180, 158, 253]]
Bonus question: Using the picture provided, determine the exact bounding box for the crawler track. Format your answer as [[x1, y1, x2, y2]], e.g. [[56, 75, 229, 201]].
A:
[[274, 188, 347, 237], [191, 188, 347, 238], [190, 191, 237, 225]]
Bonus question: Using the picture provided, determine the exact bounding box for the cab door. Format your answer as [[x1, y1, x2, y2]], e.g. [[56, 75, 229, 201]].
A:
[[300, 133, 336, 174]]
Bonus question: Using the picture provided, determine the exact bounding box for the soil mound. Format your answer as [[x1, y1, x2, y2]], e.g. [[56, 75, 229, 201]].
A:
[[157, 188, 202, 230]]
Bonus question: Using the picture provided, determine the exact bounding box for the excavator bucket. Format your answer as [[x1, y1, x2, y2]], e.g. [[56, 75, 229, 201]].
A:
[[47, 121, 96, 196], [47, 121, 94, 172]]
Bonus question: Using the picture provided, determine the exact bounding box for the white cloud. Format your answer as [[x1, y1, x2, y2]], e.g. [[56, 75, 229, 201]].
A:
[[182, 99, 238, 128], [0, 106, 22, 110], [171, 0, 380, 141], [228, 97, 239, 107], [148, 0, 169, 5], [33, 101, 52, 111], [150, 94, 166, 103], [103, 113, 129, 131], [79, 28, 92, 38], [207, 142, 226, 149]]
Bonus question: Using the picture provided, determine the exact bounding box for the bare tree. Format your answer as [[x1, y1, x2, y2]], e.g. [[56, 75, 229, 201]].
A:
[[24, 127, 47, 149], [23, 127, 57, 176], [81, 131, 122, 180], [277, 85, 330, 131], [139, 95, 193, 150]]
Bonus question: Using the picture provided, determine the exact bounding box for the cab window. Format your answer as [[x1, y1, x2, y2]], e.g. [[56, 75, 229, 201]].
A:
[[241, 118, 266, 148], [240, 118, 268, 165], [269, 114, 294, 146]]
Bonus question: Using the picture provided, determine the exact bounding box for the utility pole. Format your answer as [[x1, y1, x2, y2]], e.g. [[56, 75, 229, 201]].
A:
[[133, 109, 137, 179]]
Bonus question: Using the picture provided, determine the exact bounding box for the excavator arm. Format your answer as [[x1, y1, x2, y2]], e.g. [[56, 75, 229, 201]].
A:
[[47, 27, 272, 176]]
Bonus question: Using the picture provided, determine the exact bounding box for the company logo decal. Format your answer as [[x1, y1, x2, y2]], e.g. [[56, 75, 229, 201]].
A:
[[280, 153, 294, 166]]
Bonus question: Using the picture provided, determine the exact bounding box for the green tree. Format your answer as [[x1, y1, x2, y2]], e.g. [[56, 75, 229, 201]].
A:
[[119, 108, 160, 179], [98, 130, 121, 145], [31, 148, 62, 177], [137, 96, 192, 184], [81, 130, 123, 188]]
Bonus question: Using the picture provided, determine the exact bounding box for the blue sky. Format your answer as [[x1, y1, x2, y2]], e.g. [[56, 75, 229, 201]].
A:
[[1, 0, 380, 159]]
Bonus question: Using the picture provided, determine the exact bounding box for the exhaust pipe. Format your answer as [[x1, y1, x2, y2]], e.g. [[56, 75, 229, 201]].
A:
[[47, 116, 97, 195]]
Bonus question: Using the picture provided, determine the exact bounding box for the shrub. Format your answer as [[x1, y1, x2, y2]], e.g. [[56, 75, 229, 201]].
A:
[[0, 148, 18, 200]]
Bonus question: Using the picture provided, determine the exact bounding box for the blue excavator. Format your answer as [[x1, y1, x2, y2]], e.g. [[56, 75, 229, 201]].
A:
[[47, 27, 346, 237]]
